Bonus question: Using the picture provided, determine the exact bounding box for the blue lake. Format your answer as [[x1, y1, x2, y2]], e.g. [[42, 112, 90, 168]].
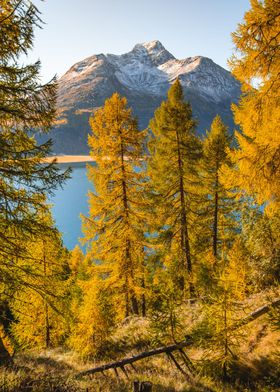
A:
[[50, 162, 95, 249]]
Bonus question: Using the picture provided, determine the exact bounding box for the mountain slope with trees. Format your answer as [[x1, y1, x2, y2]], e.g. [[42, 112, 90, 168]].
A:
[[0, 1, 279, 391]]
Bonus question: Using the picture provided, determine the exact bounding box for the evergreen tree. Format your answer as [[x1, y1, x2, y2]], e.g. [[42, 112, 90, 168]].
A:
[[0, 0, 68, 285], [0, 0, 69, 362], [226, 0, 280, 213], [83, 93, 148, 319], [148, 80, 201, 297]]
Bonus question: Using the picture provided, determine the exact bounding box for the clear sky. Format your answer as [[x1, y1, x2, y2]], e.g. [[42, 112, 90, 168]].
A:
[[29, 0, 250, 83]]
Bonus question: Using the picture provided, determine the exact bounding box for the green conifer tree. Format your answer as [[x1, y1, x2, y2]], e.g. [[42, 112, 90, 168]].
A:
[[0, 0, 69, 362]]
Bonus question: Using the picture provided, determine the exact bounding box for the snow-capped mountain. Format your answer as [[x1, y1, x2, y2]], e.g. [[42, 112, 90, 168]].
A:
[[45, 41, 240, 154]]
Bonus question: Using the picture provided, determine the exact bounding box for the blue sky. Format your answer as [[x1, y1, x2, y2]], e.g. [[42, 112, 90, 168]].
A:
[[30, 0, 250, 83]]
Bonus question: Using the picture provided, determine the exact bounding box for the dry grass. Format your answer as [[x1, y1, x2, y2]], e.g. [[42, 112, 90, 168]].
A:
[[0, 349, 215, 392], [1, 290, 279, 391], [1, 330, 278, 392]]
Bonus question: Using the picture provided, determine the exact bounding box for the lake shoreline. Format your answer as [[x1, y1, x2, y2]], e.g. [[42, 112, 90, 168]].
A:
[[44, 155, 94, 163]]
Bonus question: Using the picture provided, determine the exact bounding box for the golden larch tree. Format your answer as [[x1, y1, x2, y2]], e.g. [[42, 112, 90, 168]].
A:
[[83, 93, 148, 319], [227, 0, 280, 212], [11, 213, 70, 350], [147, 80, 201, 297], [199, 115, 237, 261]]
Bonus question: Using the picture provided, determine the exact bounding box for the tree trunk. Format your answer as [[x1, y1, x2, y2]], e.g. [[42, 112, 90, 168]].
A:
[[213, 168, 219, 259], [77, 340, 192, 377], [131, 293, 139, 315], [176, 130, 194, 297], [125, 279, 130, 318], [43, 244, 51, 349], [45, 302, 50, 349], [141, 278, 146, 317], [133, 381, 152, 392], [0, 336, 12, 366], [223, 290, 229, 381], [120, 136, 139, 315]]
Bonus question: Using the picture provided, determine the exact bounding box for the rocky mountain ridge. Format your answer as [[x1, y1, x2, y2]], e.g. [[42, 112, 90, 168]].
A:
[[43, 40, 240, 154]]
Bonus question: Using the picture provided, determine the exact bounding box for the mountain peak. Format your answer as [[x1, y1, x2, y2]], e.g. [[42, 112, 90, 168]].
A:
[[60, 41, 240, 103], [136, 40, 165, 52], [52, 41, 241, 154], [132, 40, 175, 66]]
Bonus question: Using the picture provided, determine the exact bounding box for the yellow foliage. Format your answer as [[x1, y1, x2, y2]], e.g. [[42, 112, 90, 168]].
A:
[[147, 80, 201, 296], [220, 239, 247, 302], [69, 276, 115, 358], [82, 93, 148, 318], [11, 214, 70, 349], [227, 0, 280, 212]]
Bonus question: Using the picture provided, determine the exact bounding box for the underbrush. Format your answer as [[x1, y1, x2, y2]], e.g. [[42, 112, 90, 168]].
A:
[[1, 336, 279, 391], [0, 351, 280, 392], [1, 290, 279, 391]]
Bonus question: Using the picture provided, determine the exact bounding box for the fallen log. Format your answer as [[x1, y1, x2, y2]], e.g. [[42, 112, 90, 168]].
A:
[[77, 340, 192, 377], [76, 297, 280, 378], [231, 298, 280, 330]]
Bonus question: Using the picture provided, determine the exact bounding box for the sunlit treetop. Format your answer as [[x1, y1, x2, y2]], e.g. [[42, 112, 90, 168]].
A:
[[229, 0, 280, 89]]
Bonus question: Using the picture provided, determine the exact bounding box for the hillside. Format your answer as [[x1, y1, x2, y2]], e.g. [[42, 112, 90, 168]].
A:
[[2, 291, 279, 392]]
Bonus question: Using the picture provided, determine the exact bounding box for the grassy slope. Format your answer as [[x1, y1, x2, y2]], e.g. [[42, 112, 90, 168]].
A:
[[1, 291, 279, 392]]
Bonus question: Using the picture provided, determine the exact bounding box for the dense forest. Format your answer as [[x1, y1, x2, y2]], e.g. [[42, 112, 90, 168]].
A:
[[0, 0, 279, 391]]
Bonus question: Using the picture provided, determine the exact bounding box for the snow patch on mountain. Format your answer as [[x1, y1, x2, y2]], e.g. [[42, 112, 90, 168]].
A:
[[59, 40, 240, 104], [105, 41, 238, 101], [62, 55, 107, 81]]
